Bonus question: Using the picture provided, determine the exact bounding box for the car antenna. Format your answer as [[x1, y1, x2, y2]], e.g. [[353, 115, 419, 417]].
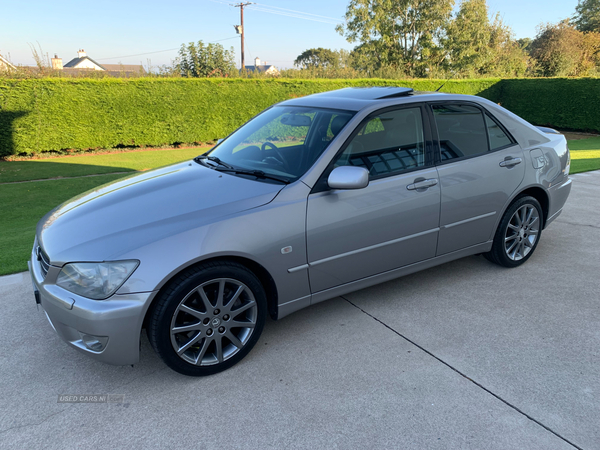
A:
[[435, 71, 458, 92]]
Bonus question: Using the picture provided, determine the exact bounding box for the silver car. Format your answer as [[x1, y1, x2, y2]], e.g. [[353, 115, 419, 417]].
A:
[[29, 87, 572, 376]]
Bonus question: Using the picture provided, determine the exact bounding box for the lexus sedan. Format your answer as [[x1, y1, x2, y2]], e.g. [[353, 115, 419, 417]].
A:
[[29, 87, 572, 376]]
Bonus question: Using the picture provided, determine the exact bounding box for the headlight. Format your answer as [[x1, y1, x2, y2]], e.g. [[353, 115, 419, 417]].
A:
[[56, 261, 139, 300]]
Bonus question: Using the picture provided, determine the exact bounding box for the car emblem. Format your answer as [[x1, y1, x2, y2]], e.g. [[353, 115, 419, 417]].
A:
[[211, 318, 221, 327]]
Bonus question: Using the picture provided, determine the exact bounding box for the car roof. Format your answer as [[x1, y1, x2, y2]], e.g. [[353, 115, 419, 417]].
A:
[[277, 86, 555, 151], [278, 87, 451, 112]]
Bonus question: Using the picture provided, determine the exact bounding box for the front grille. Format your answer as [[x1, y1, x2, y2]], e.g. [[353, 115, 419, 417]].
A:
[[37, 246, 50, 279]]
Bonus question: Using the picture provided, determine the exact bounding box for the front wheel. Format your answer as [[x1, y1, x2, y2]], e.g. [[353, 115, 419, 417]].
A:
[[147, 262, 267, 376], [484, 196, 543, 268]]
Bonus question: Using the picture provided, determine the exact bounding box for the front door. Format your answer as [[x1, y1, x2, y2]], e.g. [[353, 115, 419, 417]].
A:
[[306, 106, 441, 293]]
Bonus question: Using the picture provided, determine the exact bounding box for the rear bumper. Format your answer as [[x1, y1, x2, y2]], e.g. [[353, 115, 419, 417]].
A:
[[546, 176, 572, 228], [29, 248, 153, 366]]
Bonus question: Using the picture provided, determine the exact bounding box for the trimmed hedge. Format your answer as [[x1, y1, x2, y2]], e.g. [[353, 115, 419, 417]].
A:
[[492, 78, 600, 132], [0, 77, 596, 157]]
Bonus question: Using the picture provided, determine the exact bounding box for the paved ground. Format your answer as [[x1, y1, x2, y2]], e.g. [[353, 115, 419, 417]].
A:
[[1, 171, 598, 450]]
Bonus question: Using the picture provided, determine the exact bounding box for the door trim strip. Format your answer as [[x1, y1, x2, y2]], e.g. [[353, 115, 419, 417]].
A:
[[442, 211, 496, 229], [308, 227, 439, 268]]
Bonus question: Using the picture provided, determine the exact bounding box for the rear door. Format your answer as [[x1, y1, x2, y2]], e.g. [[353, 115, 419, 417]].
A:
[[430, 103, 525, 255], [306, 105, 441, 293]]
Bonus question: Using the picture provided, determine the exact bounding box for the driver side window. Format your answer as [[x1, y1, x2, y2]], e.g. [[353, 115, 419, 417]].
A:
[[334, 107, 425, 179]]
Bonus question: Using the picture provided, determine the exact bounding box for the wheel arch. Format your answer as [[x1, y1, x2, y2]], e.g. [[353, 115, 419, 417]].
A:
[[142, 255, 280, 331], [512, 186, 549, 229]]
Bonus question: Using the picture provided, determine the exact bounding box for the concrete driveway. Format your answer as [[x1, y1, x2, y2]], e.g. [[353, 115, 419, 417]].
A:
[[1, 171, 598, 450]]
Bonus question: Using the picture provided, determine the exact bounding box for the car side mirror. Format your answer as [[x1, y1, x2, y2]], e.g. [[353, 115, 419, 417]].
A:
[[327, 166, 369, 190]]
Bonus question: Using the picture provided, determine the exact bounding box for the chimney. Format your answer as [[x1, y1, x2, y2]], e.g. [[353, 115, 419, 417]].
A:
[[254, 57, 260, 67], [78, 49, 86, 58], [51, 54, 63, 70]]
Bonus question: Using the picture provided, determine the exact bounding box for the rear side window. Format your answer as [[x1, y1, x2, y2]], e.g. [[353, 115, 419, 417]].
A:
[[485, 114, 513, 150], [432, 104, 488, 160]]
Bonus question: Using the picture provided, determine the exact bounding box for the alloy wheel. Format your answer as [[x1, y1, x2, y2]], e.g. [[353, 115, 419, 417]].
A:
[[504, 204, 540, 261], [169, 278, 258, 366]]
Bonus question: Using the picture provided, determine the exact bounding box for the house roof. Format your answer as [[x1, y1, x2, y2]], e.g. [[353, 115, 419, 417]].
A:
[[63, 56, 106, 70], [0, 54, 17, 70], [244, 64, 277, 73], [102, 64, 145, 73]]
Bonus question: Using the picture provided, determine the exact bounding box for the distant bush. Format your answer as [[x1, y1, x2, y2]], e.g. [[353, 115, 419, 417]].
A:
[[0, 77, 597, 157]]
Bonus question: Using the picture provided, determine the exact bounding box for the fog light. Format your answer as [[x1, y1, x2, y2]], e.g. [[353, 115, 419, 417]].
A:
[[79, 333, 108, 352]]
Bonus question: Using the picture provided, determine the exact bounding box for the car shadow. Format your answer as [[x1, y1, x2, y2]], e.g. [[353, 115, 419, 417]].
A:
[[0, 160, 137, 184]]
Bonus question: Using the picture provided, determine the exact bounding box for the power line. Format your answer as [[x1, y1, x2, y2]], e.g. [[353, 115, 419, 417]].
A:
[[96, 36, 239, 61], [249, 7, 338, 24], [252, 2, 340, 22], [205, 0, 340, 25], [96, 48, 179, 61]]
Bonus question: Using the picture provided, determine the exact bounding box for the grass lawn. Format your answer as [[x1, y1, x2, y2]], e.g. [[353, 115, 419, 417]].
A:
[[0, 174, 127, 275], [568, 137, 600, 174], [0, 137, 598, 276], [0, 147, 206, 184]]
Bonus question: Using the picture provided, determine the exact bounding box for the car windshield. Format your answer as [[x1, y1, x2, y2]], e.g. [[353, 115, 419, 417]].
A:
[[204, 106, 354, 183]]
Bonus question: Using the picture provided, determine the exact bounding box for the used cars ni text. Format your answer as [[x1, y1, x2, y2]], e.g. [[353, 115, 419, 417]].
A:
[[29, 87, 572, 376]]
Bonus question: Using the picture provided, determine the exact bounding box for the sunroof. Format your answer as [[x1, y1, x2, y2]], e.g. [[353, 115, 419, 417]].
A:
[[375, 87, 415, 99], [310, 87, 414, 101]]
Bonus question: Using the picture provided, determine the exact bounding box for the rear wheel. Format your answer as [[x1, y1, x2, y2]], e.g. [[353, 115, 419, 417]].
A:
[[147, 262, 267, 376], [485, 196, 543, 268]]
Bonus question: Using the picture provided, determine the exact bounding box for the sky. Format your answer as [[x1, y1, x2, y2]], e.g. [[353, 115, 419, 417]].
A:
[[1, 0, 580, 70]]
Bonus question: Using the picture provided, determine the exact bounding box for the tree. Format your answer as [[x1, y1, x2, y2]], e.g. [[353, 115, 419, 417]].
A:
[[529, 21, 600, 76], [442, 0, 527, 77], [336, 0, 455, 76], [175, 41, 236, 77], [484, 15, 528, 77], [294, 48, 339, 69], [517, 38, 533, 53], [573, 0, 600, 32], [445, 0, 492, 74]]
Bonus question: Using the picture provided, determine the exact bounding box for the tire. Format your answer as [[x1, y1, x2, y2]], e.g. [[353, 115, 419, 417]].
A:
[[147, 261, 267, 376], [484, 196, 543, 268]]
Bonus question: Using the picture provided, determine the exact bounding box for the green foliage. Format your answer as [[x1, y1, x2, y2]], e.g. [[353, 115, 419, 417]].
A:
[[0, 174, 127, 275], [0, 77, 497, 157], [529, 21, 600, 76], [336, 0, 531, 78], [495, 78, 600, 132], [573, 0, 600, 32], [1, 77, 599, 157], [294, 48, 340, 69], [444, 1, 528, 78], [337, 0, 455, 76], [175, 41, 236, 78], [446, 0, 492, 74], [0, 147, 205, 183]]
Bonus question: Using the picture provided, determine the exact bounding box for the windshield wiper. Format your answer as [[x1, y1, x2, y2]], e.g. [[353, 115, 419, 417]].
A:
[[213, 167, 291, 184], [194, 155, 234, 169]]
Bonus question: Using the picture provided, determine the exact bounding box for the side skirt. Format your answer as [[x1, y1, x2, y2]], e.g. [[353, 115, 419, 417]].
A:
[[277, 241, 493, 320]]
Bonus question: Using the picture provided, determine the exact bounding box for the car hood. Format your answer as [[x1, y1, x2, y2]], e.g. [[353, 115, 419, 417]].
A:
[[37, 161, 285, 264]]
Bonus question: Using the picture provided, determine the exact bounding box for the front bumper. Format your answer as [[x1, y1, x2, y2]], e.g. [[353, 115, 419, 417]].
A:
[[29, 247, 154, 366]]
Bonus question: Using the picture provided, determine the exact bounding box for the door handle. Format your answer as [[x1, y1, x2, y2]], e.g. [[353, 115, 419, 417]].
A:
[[407, 178, 438, 191], [499, 157, 522, 168]]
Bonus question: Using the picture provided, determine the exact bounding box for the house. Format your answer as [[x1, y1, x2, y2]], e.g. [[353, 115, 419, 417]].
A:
[[0, 52, 17, 71], [57, 49, 145, 76], [244, 57, 279, 75], [63, 49, 106, 70]]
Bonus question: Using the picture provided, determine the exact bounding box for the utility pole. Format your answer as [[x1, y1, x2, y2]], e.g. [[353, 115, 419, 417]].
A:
[[233, 2, 253, 70]]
